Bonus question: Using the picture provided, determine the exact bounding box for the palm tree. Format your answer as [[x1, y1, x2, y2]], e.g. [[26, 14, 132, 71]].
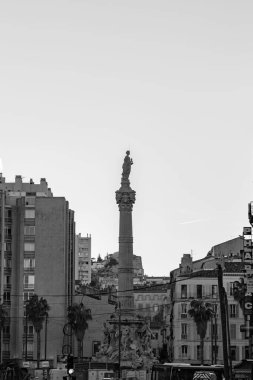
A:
[[188, 299, 215, 364], [0, 304, 7, 363], [67, 303, 92, 358], [25, 295, 50, 368]]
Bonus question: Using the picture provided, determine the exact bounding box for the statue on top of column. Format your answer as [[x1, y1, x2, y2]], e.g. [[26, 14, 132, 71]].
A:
[[122, 150, 133, 180]]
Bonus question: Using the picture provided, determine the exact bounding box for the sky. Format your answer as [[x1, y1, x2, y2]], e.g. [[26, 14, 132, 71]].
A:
[[0, 1, 253, 276]]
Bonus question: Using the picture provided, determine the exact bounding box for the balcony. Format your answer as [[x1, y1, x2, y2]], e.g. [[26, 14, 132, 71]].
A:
[[23, 284, 34, 290], [24, 267, 35, 273]]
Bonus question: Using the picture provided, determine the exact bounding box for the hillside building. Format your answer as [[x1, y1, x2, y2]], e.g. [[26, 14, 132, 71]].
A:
[[75, 233, 91, 285]]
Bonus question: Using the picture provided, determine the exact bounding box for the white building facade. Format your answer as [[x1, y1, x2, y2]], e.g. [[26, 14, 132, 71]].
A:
[[169, 262, 248, 365]]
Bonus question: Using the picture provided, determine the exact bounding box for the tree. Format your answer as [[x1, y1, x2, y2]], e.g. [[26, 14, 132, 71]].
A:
[[233, 278, 247, 311], [25, 295, 50, 368], [0, 304, 7, 363], [188, 299, 215, 364], [67, 303, 92, 358], [97, 254, 103, 262]]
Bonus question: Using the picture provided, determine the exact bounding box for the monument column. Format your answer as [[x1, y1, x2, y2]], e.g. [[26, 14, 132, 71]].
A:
[[116, 151, 136, 317]]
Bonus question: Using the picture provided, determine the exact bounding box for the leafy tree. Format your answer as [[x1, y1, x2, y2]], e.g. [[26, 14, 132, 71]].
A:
[[97, 254, 103, 262], [233, 278, 247, 311], [67, 303, 92, 358], [0, 304, 7, 363], [25, 295, 50, 368], [105, 258, 118, 268], [188, 299, 215, 364]]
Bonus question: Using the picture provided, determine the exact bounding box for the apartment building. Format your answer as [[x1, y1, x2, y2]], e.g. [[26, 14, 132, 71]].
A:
[[134, 284, 169, 357], [75, 233, 91, 284], [0, 175, 75, 365], [169, 256, 247, 365]]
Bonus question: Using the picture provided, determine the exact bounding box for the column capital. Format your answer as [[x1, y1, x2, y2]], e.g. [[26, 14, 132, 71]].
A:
[[116, 188, 136, 211]]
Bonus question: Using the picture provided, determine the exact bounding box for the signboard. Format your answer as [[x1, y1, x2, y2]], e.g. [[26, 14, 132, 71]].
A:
[[193, 372, 216, 380], [244, 250, 253, 261], [244, 227, 252, 235], [244, 240, 252, 248], [244, 293, 253, 315]]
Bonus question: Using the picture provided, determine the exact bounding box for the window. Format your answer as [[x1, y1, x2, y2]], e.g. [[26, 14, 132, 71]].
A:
[[197, 345, 201, 361], [3, 326, 10, 334], [24, 275, 34, 289], [24, 325, 34, 335], [212, 285, 218, 298], [4, 258, 11, 268], [181, 285, 187, 299], [5, 209, 12, 219], [25, 209, 35, 219], [212, 303, 218, 315], [229, 282, 235, 296], [24, 226, 35, 235], [26, 342, 34, 352], [181, 303, 187, 313], [23, 292, 34, 302], [229, 304, 238, 318], [24, 242, 35, 252], [3, 343, 10, 352], [5, 227, 11, 239], [181, 323, 187, 339], [4, 276, 11, 286], [92, 341, 101, 355], [145, 304, 151, 315], [181, 345, 188, 357], [5, 242, 11, 252], [230, 324, 236, 340], [230, 346, 237, 361], [24, 258, 35, 269], [25, 197, 35, 206], [3, 292, 10, 303], [197, 285, 202, 298]]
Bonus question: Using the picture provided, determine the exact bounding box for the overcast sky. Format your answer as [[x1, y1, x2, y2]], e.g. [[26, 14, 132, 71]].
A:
[[1, 1, 253, 275]]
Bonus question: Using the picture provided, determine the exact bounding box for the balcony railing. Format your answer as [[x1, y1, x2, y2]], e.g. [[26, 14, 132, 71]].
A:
[[23, 284, 34, 290]]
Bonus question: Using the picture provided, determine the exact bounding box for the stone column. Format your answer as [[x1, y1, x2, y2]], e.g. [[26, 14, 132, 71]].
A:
[[116, 152, 136, 317]]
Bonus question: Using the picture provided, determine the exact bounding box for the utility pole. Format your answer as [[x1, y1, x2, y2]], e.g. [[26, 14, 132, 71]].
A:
[[118, 302, 121, 380], [217, 264, 230, 380], [44, 313, 48, 360], [224, 291, 233, 379]]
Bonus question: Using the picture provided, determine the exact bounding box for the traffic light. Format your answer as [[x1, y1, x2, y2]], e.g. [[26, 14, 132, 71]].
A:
[[66, 354, 74, 376]]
